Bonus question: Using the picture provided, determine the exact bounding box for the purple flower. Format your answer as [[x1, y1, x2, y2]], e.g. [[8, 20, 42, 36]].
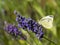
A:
[[4, 24, 26, 40], [14, 11, 44, 39]]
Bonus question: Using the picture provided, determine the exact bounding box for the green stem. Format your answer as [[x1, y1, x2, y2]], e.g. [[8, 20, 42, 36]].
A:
[[43, 36, 57, 45]]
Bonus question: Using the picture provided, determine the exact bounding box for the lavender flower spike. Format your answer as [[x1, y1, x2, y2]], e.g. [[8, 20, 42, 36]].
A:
[[14, 10, 44, 39], [4, 21, 26, 40]]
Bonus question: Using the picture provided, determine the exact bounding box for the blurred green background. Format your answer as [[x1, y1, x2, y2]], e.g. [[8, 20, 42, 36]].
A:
[[0, 0, 60, 45]]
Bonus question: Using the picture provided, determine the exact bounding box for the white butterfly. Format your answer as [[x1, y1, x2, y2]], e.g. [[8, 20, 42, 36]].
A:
[[38, 15, 54, 29]]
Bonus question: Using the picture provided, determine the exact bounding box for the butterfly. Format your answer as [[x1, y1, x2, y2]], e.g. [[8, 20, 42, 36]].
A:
[[38, 15, 54, 29]]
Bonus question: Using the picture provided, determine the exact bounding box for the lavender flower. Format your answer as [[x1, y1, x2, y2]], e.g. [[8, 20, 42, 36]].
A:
[[4, 23, 26, 40], [14, 11, 44, 39]]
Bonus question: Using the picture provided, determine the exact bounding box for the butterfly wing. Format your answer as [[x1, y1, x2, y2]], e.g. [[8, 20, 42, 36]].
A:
[[39, 15, 53, 29]]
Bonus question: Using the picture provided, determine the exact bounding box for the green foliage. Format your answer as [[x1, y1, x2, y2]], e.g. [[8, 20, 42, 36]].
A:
[[0, 0, 60, 45]]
